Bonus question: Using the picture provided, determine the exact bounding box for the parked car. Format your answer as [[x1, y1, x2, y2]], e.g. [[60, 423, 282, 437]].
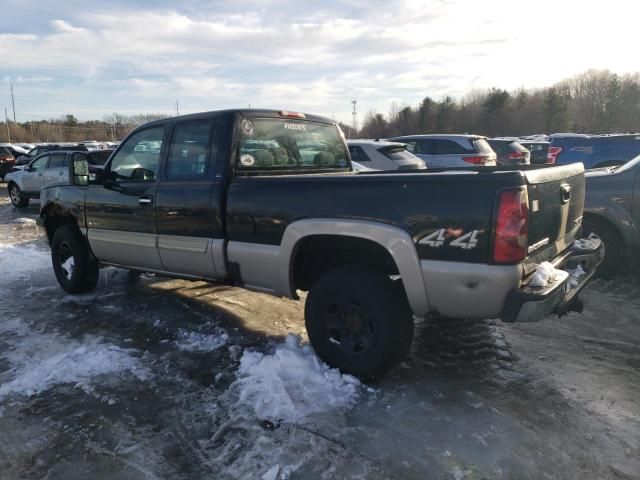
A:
[[0, 146, 16, 180], [4, 150, 91, 207], [387, 134, 497, 168], [488, 138, 531, 165], [16, 144, 88, 165], [37, 109, 603, 379], [547, 133, 640, 169], [583, 156, 640, 276], [520, 140, 549, 165], [347, 140, 425, 170]]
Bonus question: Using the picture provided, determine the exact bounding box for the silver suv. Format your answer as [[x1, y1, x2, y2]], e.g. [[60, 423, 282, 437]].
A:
[[387, 134, 497, 168], [347, 139, 425, 170]]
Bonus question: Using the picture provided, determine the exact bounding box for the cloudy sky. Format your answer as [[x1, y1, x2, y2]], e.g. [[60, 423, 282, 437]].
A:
[[1, 0, 638, 124]]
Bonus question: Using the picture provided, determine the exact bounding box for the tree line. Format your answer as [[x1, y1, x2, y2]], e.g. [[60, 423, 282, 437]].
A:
[[1, 113, 167, 143], [2, 69, 639, 143], [357, 69, 640, 139]]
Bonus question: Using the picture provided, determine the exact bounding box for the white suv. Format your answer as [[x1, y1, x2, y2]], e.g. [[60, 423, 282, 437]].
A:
[[347, 140, 426, 170], [387, 134, 497, 168]]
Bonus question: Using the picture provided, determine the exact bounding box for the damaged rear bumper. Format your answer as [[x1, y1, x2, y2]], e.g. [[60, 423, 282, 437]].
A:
[[501, 236, 605, 323]]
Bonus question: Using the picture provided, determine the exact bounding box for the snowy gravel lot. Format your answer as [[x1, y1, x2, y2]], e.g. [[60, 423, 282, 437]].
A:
[[0, 189, 638, 480]]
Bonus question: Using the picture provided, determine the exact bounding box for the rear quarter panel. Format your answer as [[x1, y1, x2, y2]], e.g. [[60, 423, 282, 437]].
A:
[[226, 171, 525, 264]]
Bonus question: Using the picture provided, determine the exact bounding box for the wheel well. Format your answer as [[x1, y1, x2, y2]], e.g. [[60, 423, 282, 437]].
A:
[[291, 235, 400, 292], [582, 213, 624, 250], [42, 208, 79, 244]]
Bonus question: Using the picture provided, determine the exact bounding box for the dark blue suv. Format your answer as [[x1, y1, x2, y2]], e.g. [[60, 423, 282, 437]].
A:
[[547, 133, 640, 169]]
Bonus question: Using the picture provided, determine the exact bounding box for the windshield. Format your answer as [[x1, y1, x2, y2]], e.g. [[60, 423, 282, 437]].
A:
[[235, 117, 349, 173]]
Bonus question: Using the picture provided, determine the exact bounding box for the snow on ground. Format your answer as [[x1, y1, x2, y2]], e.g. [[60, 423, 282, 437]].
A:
[[231, 334, 361, 423], [11, 217, 36, 224], [0, 242, 51, 280], [174, 328, 229, 353], [0, 317, 149, 406]]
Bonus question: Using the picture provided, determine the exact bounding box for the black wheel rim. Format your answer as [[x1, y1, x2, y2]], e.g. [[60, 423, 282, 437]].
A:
[[57, 240, 74, 280], [324, 297, 375, 355]]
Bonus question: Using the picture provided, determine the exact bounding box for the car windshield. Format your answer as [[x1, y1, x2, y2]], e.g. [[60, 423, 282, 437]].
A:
[[235, 117, 349, 173], [88, 150, 113, 165]]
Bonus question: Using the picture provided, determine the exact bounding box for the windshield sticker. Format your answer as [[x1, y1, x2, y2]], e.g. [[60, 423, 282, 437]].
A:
[[240, 119, 255, 137], [284, 122, 307, 131], [240, 154, 255, 166]]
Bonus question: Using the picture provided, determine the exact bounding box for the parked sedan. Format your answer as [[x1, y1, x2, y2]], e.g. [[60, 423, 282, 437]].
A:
[[0, 146, 16, 180], [387, 134, 496, 168], [488, 138, 531, 165], [347, 140, 425, 170]]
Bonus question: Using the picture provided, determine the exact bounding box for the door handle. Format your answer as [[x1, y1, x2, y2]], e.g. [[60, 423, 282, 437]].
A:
[[58, 170, 64, 175], [139, 195, 153, 206]]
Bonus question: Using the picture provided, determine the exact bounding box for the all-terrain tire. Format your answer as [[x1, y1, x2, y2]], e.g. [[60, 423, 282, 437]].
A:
[[51, 225, 99, 294], [582, 217, 623, 278], [8, 183, 29, 208], [305, 266, 414, 380]]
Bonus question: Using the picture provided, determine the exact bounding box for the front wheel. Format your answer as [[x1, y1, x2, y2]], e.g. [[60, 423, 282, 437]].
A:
[[51, 225, 99, 293], [305, 266, 414, 380], [8, 183, 29, 208]]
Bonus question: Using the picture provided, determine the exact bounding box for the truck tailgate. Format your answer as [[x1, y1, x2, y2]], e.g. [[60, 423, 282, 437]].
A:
[[523, 163, 585, 274]]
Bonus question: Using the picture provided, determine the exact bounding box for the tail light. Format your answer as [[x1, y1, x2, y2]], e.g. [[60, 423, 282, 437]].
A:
[[546, 146, 563, 164], [0, 155, 14, 163], [509, 151, 524, 160], [463, 155, 488, 165], [279, 111, 306, 119], [493, 188, 529, 264]]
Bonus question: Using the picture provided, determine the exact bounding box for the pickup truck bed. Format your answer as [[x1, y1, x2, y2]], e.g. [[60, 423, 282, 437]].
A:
[[37, 108, 604, 378]]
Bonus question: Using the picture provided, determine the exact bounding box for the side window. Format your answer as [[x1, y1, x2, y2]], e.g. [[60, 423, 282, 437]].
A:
[[109, 126, 165, 182], [434, 139, 470, 155], [31, 155, 49, 171], [47, 153, 68, 169], [166, 121, 212, 179], [404, 141, 419, 154], [418, 139, 436, 155], [349, 146, 370, 163]]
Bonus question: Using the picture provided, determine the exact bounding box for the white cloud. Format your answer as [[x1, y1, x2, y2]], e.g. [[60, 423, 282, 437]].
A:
[[1, 0, 639, 123]]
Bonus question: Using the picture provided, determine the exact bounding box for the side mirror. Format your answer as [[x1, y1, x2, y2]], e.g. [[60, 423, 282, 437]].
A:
[[70, 157, 90, 186]]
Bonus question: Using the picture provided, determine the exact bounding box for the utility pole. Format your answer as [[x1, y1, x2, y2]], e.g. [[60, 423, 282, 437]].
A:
[[10, 81, 16, 122], [4, 108, 11, 142], [351, 100, 358, 138], [175, 98, 179, 116]]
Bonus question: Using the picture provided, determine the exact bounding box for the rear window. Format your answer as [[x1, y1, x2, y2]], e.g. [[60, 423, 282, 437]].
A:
[[381, 146, 420, 163], [510, 141, 527, 152], [0, 147, 12, 156], [235, 117, 349, 172], [88, 150, 113, 165], [434, 139, 470, 155], [474, 138, 494, 154]]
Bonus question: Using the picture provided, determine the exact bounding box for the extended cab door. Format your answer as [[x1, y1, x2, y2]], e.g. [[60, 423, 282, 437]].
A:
[[155, 117, 226, 278], [43, 152, 69, 186], [85, 125, 166, 270], [22, 154, 49, 193]]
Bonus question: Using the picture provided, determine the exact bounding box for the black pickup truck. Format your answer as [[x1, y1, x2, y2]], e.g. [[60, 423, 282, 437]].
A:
[[38, 109, 604, 378]]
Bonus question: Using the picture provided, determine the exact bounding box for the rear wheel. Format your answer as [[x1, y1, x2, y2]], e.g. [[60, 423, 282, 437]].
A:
[[51, 225, 99, 293], [582, 218, 623, 278], [305, 266, 414, 380], [8, 183, 29, 208]]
